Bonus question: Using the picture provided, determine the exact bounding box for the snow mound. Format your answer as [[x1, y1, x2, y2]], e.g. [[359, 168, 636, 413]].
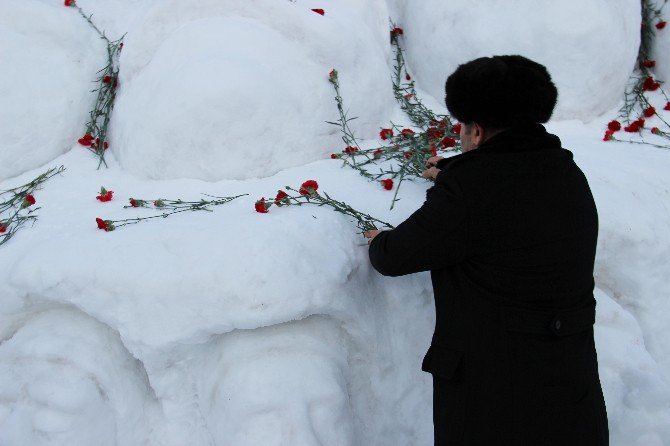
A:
[[111, 0, 395, 181], [393, 0, 640, 122], [652, 19, 670, 86], [0, 0, 104, 181], [0, 150, 435, 445], [2, 1, 670, 444], [0, 308, 161, 445], [595, 288, 670, 446]]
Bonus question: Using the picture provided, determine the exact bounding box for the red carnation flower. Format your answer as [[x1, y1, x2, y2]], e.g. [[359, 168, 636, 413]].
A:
[[299, 180, 319, 196], [603, 130, 615, 141], [0, 222, 7, 233], [311, 8, 325, 16], [664, 102, 670, 111], [78, 133, 95, 146], [380, 179, 394, 190], [22, 194, 36, 207], [103, 141, 109, 149], [103, 75, 112, 84], [657, 21, 667, 29], [129, 199, 139, 207], [344, 146, 358, 154], [623, 119, 644, 133], [64, 0, 75, 6], [451, 123, 462, 135], [391, 27, 404, 36], [440, 137, 456, 148], [403, 151, 414, 160], [652, 127, 661, 135], [95, 217, 112, 231], [330, 153, 339, 159], [255, 198, 269, 213], [607, 120, 622, 132], [635, 118, 645, 128], [96, 187, 114, 203], [96, 218, 107, 230], [642, 60, 656, 68], [426, 126, 444, 139], [405, 73, 411, 81], [643, 76, 661, 91], [379, 128, 394, 140], [373, 148, 384, 158], [644, 106, 656, 118], [401, 128, 415, 137], [274, 190, 289, 206]]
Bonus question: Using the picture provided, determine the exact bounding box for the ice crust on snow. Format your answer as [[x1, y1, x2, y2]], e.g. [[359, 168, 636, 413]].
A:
[[389, 0, 641, 122], [1, 1, 670, 445], [0, 0, 105, 182]]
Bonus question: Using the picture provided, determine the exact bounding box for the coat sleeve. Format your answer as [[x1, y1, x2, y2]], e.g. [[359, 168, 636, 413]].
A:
[[368, 173, 468, 276]]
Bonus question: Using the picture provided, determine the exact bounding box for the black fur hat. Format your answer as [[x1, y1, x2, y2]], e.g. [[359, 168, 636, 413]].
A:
[[444, 55, 558, 128]]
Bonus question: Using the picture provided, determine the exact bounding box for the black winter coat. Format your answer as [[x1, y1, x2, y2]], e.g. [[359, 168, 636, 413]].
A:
[[369, 124, 608, 445]]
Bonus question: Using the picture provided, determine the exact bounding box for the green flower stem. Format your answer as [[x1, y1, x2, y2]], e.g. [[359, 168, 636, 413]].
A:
[[74, 4, 124, 169], [103, 194, 248, 230], [0, 166, 65, 246], [611, 0, 670, 149], [326, 71, 370, 164], [276, 187, 394, 232], [611, 136, 669, 149], [390, 23, 451, 130]]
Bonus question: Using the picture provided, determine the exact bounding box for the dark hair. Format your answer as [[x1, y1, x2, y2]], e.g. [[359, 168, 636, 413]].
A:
[[444, 55, 558, 129]]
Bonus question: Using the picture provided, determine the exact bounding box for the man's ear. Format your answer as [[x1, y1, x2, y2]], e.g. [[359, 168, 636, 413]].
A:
[[473, 122, 486, 146]]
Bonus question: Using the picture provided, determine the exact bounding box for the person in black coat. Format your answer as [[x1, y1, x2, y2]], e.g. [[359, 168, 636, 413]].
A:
[[365, 55, 609, 445]]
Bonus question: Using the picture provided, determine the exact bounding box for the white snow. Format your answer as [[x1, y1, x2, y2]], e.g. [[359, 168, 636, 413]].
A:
[[1, 1, 670, 445], [0, 0, 105, 181], [110, 0, 395, 181], [389, 0, 641, 122], [652, 14, 670, 83]]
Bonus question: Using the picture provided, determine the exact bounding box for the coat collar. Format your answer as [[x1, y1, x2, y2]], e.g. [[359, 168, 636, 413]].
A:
[[474, 123, 562, 154]]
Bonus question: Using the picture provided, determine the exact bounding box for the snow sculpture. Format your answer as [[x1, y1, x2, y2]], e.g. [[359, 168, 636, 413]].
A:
[[0, 0, 104, 181], [197, 317, 355, 445], [0, 309, 160, 445], [111, 0, 395, 181], [394, 0, 641, 121]]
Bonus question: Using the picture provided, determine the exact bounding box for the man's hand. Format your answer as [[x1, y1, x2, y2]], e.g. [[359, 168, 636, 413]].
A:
[[422, 156, 444, 181], [364, 230, 381, 245]]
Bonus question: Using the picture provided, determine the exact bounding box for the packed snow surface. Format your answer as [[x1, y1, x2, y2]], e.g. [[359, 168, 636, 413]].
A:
[[390, 0, 641, 121], [1, 1, 670, 445], [111, 0, 395, 181], [0, 0, 104, 182]]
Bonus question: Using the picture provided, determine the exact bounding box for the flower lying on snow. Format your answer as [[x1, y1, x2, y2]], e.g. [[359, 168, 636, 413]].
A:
[[96, 187, 114, 202]]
